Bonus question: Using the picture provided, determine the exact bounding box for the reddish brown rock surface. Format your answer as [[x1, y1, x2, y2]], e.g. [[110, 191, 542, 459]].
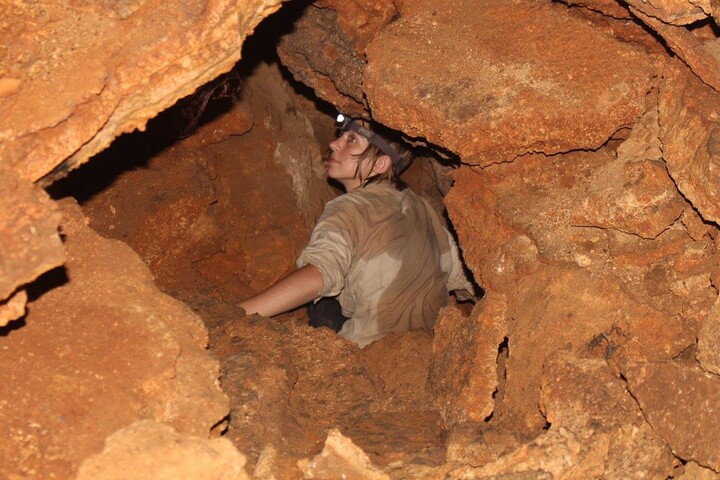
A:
[[277, 1, 399, 116], [660, 60, 720, 224], [430, 298, 507, 426], [625, 0, 709, 25], [0, 0, 283, 184], [364, 0, 657, 165], [0, 168, 64, 325], [626, 0, 720, 94], [210, 308, 446, 477], [679, 461, 720, 479], [278, 4, 368, 115], [0, 199, 228, 479], [298, 429, 390, 480], [560, 0, 633, 19], [571, 105, 685, 239], [443, 143, 717, 436], [624, 361, 720, 471], [451, 354, 673, 478], [316, 0, 397, 55], [698, 295, 720, 375], [77, 421, 249, 480]]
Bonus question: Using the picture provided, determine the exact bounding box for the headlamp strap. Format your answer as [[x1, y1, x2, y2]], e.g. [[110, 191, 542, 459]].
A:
[[338, 117, 403, 168]]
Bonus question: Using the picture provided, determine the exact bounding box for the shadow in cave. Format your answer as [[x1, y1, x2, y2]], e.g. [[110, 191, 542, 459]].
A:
[[0, 266, 69, 337], [45, 66, 244, 204], [46, 0, 321, 206], [0, 316, 25, 338]]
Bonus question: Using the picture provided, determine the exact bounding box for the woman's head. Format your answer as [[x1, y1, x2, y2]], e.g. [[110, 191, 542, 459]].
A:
[[327, 116, 412, 192]]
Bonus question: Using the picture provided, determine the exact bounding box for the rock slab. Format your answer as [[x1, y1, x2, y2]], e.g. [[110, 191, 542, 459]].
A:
[[624, 361, 720, 472], [76, 421, 249, 480], [0, 199, 228, 479], [364, 0, 657, 165]]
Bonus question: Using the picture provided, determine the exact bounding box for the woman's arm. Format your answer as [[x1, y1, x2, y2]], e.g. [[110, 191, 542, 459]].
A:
[[237, 264, 324, 317]]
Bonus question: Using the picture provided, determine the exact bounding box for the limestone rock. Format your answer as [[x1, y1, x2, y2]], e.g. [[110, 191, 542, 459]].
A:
[[560, 0, 633, 19], [1, 0, 284, 184], [76, 421, 249, 480], [430, 297, 507, 425], [540, 355, 673, 478], [444, 143, 714, 434], [625, 0, 709, 25], [364, 0, 657, 165], [444, 426, 523, 469], [450, 354, 673, 478], [0, 168, 64, 324], [698, 294, 720, 375], [632, 9, 720, 93], [678, 461, 720, 479], [298, 429, 389, 480], [361, 329, 435, 413], [209, 298, 451, 475], [0, 290, 27, 327], [623, 361, 720, 472], [571, 104, 685, 239], [348, 332, 447, 467], [0, 199, 228, 479], [445, 166, 541, 294], [315, 0, 398, 55], [445, 146, 714, 330], [659, 60, 720, 224], [278, 5, 368, 115], [277, 0, 398, 116], [212, 310, 381, 469], [341, 410, 446, 467], [495, 265, 690, 433]]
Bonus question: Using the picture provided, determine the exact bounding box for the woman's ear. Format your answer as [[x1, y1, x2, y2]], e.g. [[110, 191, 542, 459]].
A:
[[371, 155, 392, 175]]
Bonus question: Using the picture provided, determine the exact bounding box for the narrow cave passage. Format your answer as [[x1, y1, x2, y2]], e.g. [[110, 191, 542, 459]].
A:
[[9, 0, 720, 477], [45, 10, 484, 476]]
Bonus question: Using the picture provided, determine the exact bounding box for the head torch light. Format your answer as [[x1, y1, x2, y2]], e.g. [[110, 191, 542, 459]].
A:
[[335, 114, 403, 169]]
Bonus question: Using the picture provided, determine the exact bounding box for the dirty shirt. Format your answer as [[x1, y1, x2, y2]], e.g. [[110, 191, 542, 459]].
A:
[[296, 182, 473, 348]]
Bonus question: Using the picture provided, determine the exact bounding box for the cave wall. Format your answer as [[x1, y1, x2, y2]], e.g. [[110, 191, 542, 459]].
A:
[[4, 0, 720, 478]]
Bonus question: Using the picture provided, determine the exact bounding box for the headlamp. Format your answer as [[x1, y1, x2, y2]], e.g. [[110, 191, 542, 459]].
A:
[[335, 113, 403, 170]]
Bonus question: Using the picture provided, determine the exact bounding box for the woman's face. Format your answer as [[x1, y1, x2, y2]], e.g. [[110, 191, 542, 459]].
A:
[[327, 130, 372, 191]]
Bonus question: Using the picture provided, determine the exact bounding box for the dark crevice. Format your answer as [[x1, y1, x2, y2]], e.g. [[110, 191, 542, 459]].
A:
[[487, 336, 510, 423], [25, 266, 69, 303], [1, 266, 69, 337], [0, 316, 26, 337]]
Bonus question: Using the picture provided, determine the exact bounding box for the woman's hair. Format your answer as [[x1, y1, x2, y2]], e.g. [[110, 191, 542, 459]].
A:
[[351, 120, 413, 190]]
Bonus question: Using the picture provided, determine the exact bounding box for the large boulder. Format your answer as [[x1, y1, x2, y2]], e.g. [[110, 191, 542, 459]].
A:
[[364, 0, 657, 165], [0, 0, 284, 184], [77, 421, 249, 480], [0, 199, 229, 479], [624, 361, 720, 472], [449, 354, 674, 478]]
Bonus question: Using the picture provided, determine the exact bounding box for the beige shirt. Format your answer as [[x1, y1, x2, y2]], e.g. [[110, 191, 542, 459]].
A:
[[297, 183, 473, 348]]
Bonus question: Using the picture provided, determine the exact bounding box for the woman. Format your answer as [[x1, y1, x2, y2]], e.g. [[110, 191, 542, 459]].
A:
[[238, 114, 474, 347]]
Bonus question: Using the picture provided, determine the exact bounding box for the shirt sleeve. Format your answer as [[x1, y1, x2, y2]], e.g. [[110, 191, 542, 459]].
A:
[[444, 227, 476, 299], [296, 199, 356, 298]]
